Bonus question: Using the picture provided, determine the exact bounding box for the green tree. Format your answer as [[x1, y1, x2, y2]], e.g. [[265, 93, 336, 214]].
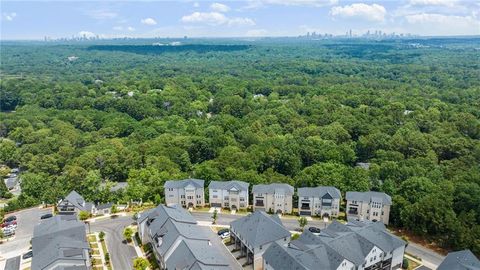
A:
[[298, 217, 308, 231], [78, 211, 90, 221], [133, 257, 149, 270], [123, 227, 133, 242], [212, 209, 218, 225]]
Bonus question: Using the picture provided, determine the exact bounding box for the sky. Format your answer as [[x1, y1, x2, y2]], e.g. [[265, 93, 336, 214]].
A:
[[1, 0, 479, 40]]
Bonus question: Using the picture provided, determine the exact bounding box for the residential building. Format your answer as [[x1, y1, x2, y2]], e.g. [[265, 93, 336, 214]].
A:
[[95, 202, 113, 216], [346, 191, 392, 224], [57, 190, 95, 216], [209, 180, 249, 210], [31, 215, 90, 270], [252, 183, 294, 214], [164, 179, 205, 208], [137, 204, 229, 269], [263, 220, 406, 270], [437, 250, 480, 270], [230, 211, 291, 270], [297, 186, 341, 218]]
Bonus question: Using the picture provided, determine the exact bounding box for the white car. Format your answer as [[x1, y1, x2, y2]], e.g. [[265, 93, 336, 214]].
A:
[[220, 232, 230, 239]]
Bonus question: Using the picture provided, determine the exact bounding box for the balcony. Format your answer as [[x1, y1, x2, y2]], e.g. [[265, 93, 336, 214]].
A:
[[348, 209, 359, 215], [255, 200, 264, 207]]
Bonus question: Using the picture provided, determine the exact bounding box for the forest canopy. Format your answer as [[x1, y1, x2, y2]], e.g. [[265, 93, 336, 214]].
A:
[[0, 38, 479, 254]]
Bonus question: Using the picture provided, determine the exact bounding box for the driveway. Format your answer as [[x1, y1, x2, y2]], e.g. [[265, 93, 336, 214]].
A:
[[89, 215, 137, 270], [0, 207, 52, 262]]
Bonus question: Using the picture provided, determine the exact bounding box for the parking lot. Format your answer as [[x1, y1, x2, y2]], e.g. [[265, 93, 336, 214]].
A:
[[0, 207, 52, 269]]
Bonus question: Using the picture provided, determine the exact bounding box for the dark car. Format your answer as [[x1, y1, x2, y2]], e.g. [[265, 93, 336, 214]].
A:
[[4, 216, 16, 223], [40, 213, 53, 220], [217, 228, 229, 235], [308, 227, 321, 233], [22, 251, 33, 260]]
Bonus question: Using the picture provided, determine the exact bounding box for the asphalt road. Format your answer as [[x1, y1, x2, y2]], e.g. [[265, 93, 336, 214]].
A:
[[406, 242, 445, 269], [190, 211, 328, 231], [89, 215, 137, 270], [0, 207, 52, 261]]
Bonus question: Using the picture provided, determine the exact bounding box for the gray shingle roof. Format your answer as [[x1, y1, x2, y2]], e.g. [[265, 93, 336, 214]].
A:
[[264, 220, 406, 270], [346, 191, 392, 205], [96, 202, 113, 210], [230, 211, 290, 250], [208, 180, 249, 191], [164, 178, 204, 189], [166, 239, 229, 270], [438, 250, 480, 270], [252, 183, 294, 196], [140, 204, 230, 269], [31, 216, 89, 270], [297, 186, 341, 199], [63, 190, 85, 209]]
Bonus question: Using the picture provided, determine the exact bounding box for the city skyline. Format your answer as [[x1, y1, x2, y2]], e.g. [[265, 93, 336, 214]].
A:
[[1, 0, 479, 40]]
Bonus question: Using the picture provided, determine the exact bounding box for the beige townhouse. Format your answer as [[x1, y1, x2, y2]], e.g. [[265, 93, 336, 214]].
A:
[[346, 191, 392, 224], [252, 183, 294, 214]]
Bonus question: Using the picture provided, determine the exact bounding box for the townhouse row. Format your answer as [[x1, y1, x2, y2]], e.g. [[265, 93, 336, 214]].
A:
[[164, 178, 393, 224]]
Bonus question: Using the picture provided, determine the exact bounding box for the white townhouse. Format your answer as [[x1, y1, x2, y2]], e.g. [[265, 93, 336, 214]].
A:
[[208, 180, 249, 210], [164, 179, 205, 208]]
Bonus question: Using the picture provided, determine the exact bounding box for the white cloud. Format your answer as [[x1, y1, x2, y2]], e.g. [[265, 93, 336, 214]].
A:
[[244, 0, 337, 9], [330, 3, 387, 22], [113, 26, 135, 32], [193, 2, 200, 8], [210, 3, 230, 12], [181, 12, 255, 26], [87, 10, 117, 20], [246, 29, 268, 36], [141, 18, 157, 25], [409, 0, 458, 7], [404, 13, 480, 35], [2, 12, 17, 21]]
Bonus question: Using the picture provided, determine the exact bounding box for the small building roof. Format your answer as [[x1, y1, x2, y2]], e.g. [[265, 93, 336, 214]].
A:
[[345, 191, 392, 205], [437, 250, 480, 270], [297, 186, 341, 199], [32, 216, 89, 270], [264, 220, 406, 270], [96, 202, 113, 211], [230, 211, 290, 250], [164, 179, 204, 189], [252, 183, 294, 196], [208, 180, 249, 191]]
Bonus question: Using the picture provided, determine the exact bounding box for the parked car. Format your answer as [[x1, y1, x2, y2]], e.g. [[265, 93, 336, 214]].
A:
[[22, 251, 33, 260], [308, 227, 321, 234], [220, 231, 230, 239], [1, 220, 17, 228], [217, 228, 229, 236], [41, 213, 53, 220], [4, 215, 16, 223], [2, 227, 15, 236]]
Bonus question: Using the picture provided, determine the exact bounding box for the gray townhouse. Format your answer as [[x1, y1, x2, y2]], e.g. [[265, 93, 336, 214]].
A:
[[208, 180, 249, 210], [164, 179, 205, 208], [57, 190, 95, 216], [31, 215, 90, 270], [437, 249, 480, 270], [252, 183, 294, 214], [297, 186, 341, 218], [263, 220, 406, 270], [346, 191, 392, 225], [137, 204, 229, 269], [230, 211, 291, 270]]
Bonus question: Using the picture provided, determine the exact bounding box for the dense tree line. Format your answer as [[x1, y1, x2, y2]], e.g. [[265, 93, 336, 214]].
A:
[[0, 38, 479, 254]]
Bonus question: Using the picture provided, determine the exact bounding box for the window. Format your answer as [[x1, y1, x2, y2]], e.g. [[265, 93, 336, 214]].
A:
[[212, 189, 218, 192], [168, 188, 173, 191], [240, 198, 245, 202], [169, 195, 174, 197], [180, 195, 185, 198], [260, 245, 262, 250], [212, 195, 218, 199], [197, 195, 201, 198], [187, 196, 193, 200]]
